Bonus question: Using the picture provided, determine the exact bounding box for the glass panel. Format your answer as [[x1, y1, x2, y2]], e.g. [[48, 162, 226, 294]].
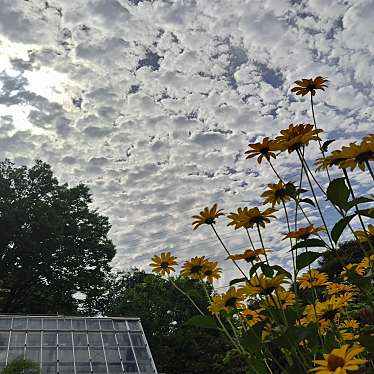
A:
[[105, 348, 120, 363], [88, 332, 102, 346], [134, 348, 149, 361], [7, 347, 24, 361], [90, 347, 104, 363], [58, 364, 75, 373], [99, 320, 113, 330], [0, 332, 9, 346], [43, 319, 57, 330], [27, 318, 42, 330], [102, 333, 116, 347], [72, 319, 86, 330], [12, 318, 27, 330], [119, 347, 135, 362], [108, 363, 123, 374], [10, 331, 26, 347], [73, 332, 87, 347], [41, 363, 57, 374], [25, 347, 41, 362], [91, 362, 107, 373], [43, 332, 57, 347], [86, 319, 100, 330], [138, 361, 154, 372], [127, 321, 140, 331], [58, 332, 72, 347], [58, 347, 73, 362], [116, 333, 131, 346], [129, 334, 144, 347], [26, 332, 41, 346], [0, 347, 7, 362], [42, 347, 57, 362], [74, 347, 89, 362], [123, 362, 138, 373], [57, 319, 71, 330], [75, 363, 91, 374], [0, 319, 11, 329], [113, 320, 127, 331]]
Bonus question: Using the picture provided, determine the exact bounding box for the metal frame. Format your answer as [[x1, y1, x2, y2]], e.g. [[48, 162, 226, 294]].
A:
[[0, 315, 158, 374]]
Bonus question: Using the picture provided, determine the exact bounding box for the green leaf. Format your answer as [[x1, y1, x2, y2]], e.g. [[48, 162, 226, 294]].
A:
[[271, 265, 292, 279], [229, 277, 247, 286], [260, 263, 274, 277], [299, 198, 315, 207], [249, 263, 262, 278], [346, 269, 371, 291], [185, 315, 218, 330], [241, 330, 262, 354], [290, 239, 327, 252], [296, 251, 322, 272], [272, 326, 308, 349], [285, 182, 297, 198], [331, 215, 355, 244], [326, 178, 350, 210], [358, 208, 374, 219], [250, 358, 268, 374], [359, 335, 374, 352], [344, 196, 374, 211], [320, 139, 335, 153]]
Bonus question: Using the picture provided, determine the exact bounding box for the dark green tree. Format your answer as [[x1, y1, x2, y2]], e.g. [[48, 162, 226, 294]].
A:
[[0, 159, 115, 314], [102, 270, 247, 374], [1, 358, 39, 374]]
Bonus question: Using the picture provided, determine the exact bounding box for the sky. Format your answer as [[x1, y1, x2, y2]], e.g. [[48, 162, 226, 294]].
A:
[[0, 0, 373, 288]]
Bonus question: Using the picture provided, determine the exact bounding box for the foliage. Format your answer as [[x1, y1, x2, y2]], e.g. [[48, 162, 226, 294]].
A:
[[1, 358, 40, 374], [149, 77, 374, 373], [104, 270, 247, 374], [0, 160, 115, 314]]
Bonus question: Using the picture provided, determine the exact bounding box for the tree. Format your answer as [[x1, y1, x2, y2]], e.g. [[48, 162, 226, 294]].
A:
[[0, 159, 115, 314], [103, 270, 247, 374]]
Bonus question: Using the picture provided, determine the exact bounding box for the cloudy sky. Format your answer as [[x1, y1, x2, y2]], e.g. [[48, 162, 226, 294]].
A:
[[0, 0, 373, 288]]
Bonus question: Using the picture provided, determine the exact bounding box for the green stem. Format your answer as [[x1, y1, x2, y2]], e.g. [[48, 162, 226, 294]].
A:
[[267, 159, 284, 183], [245, 228, 256, 250], [366, 161, 374, 182], [256, 224, 270, 265], [210, 224, 249, 281]]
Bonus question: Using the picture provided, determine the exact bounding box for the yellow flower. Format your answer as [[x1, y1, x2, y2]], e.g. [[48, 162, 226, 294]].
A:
[[315, 150, 347, 171], [202, 261, 222, 283], [310, 345, 367, 373], [283, 225, 324, 240], [340, 320, 360, 330], [180, 256, 208, 280], [326, 283, 354, 296], [243, 274, 287, 296], [359, 253, 374, 270], [339, 321, 360, 342], [226, 248, 269, 263], [338, 141, 374, 171], [354, 224, 374, 242], [241, 308, 266, 327], [245, 137, 278, 164], [261, 181, 291, 207], [227, 207, 277, 230], [192, 204, 224, 230], [208, 287, 246, 315], [341, 263, 366, 279], [150, 252, 178, 276], [291, 76, 328, 96], [275, 123, 323, 153], [298, 270, 329, 289], [264, 290, 296, 309]]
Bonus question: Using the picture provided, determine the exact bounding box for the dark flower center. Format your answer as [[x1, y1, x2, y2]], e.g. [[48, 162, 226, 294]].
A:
[[260, 147, 270, 155], [321, 310, 338, 321], [261, 286, 276, 296], [327, 354, 345, 370], [160, 261, 169, 269], [205, 270, 213, 276], [190, 265, 203, 274], [205, 218, 215, 224], [306, 83, 316, 91], [275, 189, 287, 199], [224, 297, 238, 307]]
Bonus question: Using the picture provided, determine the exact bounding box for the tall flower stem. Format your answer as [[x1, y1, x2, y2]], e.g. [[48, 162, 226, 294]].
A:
[[256, 224, 270, 266], [294, 146, 305, 232], [310, 94, 331, 182], [245, 228, 256, 250], [210, 224, 249, 281], [342, 169, 374, 253], [267, 159, 284, 182], [169, 277, 205, 316], [366, 161, 374, 182], [297, 148, 335, 249], [282, 199, 297, 295]]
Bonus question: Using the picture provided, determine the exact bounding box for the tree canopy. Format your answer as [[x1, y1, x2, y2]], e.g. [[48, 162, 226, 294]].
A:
[[0, 159, 115, 314]]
